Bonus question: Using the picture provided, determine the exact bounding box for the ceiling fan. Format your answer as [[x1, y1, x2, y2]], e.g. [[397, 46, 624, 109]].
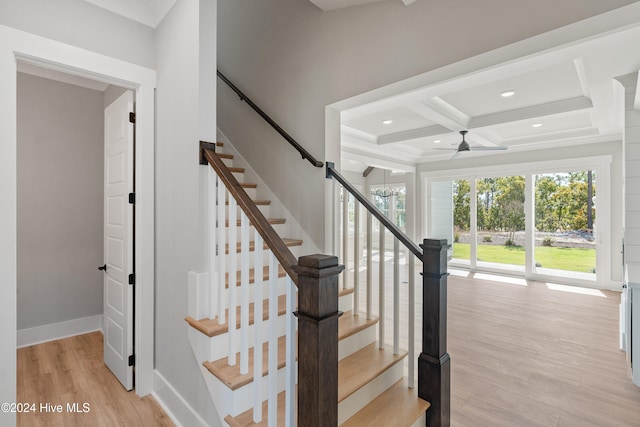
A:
[[436, 130, 507, 155]]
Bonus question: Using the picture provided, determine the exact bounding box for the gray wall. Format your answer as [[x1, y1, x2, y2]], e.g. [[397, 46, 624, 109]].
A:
[[217, 0, 638, 249], [17, 73, 104, 330], [0, 0, 155, 69], [154, 0, 220, 424]]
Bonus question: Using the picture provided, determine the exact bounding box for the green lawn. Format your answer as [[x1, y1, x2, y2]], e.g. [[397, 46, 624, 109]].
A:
[[452, 243, 596, 273]]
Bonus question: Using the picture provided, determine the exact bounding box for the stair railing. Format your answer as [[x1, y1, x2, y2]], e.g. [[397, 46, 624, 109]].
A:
[[200, 142, 342, 427], [217, 70, 324, 168], [326, 162, 451, 426]]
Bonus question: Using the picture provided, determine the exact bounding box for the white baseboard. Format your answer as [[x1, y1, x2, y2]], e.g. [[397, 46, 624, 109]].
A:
[[152, 370, 211, 427], [17, 314, 103, 348]]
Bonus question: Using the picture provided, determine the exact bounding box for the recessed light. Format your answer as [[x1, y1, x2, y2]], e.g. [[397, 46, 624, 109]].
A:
[[382, 120, 393, 125], [433, 140, 441, 144], [532, 123, 543, 128], [500, 90, 515, 98]]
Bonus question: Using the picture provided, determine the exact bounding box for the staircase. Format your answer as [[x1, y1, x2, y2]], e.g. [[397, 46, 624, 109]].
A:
[[185, 141, 430, 426]]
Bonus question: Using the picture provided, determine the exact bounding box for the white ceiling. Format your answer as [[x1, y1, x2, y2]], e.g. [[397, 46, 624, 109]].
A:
[[83, 0, 177, 27], [341, 24, 640, 172]]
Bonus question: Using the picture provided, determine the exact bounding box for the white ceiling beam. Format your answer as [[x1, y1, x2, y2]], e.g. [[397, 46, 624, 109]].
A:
[[417, 98, 470, 131], [378, 124, 450, 145], [468, 96, 593, 129], [635, 71, 640, 111]]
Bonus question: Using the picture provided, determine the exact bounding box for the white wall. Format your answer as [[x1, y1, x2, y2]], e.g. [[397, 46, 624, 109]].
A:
[[217, 0, 638, 250], [0, 0, 155, 69], [17, 73, 104, 330], [153, 0, 220, 424]]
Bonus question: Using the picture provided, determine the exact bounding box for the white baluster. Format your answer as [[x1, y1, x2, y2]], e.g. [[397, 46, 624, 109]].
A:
[[208, 169, 218, 319], [268, 253, 278, 426], [217, 175, 226, 324], [354, 201, 360, 314], [342, 191, 349, 291], [366, 211, 372, 320], [228, 197, 238, 366], [285, 277, 296, 427], [408, 251, 415, 389], [393, 238, 400, 355], [253, 232, 264, 423], [240, 211, 250, 375], [379, 225, 385, 349]]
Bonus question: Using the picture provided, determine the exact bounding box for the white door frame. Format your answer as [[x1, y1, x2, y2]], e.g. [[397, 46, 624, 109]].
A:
[[0, 25, 156, 413]]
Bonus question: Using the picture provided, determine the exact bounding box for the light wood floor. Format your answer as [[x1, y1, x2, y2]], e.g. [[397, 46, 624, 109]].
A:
[[447, 272, 640, 427], [350, 258, 640, 426], [17, 331, 174, 427]]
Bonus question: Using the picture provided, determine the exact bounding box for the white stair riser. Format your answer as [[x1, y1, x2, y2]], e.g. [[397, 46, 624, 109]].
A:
[[337, 360, 405, 425], [223, 204, 271, 220], [339, 292, 353, 313], [202, 360, 297, 418], [338, 324, 376, 361], [223, 278, 289, 301], [208, 314, 289, 362]]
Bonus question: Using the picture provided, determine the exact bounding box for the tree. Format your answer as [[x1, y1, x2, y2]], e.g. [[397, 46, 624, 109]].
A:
[[453, 180, 470, 231]]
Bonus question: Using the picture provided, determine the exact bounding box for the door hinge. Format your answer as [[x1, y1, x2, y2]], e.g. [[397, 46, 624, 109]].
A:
[[129, 193, 135, 204], [128, 273, 135, 285], [128, 354, 135, 366], [129, 112, 136, 123]]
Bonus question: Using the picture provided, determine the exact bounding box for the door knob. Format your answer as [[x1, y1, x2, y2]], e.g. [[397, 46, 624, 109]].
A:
[[98, 264, 107, 272]]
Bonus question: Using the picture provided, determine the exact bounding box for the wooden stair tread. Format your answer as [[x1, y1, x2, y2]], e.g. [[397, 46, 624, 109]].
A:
[[338, 343, 407, 403], [226, 199, 271, 206], [225, 238, 303, 254], [224, 389, 288, 427], [338, 287, 355, 297], [338, 311, 378, 341], [204, 336, 291, 391], [218, 153, 234, 159], [240, 183, 257, 189], [225, 218, 285, 227], [340, 378, 430, 427], [225, 265, 287, 288], [228, 166, 245, 173], [185, 294, 287, 338]]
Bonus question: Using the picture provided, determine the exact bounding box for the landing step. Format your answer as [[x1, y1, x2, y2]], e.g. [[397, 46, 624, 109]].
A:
[[225, 265, 287, 288], [225, 218, 285, 227], [338, 343, 407, 403], [341, 378, 430, 427], [185, 295, 287, 338], [204, 335, 291, 391], [225, 238, 303, 254]]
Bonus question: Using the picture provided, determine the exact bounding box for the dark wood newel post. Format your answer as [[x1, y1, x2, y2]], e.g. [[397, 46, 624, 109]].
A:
[[418, 239, 451, 427], [294, 254, 344, 427]]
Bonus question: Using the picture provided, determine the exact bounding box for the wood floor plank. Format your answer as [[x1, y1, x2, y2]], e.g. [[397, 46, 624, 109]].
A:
[[355, 261, 640, 426], [16, 332, 174, 427]]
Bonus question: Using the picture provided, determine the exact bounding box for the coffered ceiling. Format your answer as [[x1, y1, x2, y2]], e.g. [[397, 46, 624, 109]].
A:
[[341, 23, 640, 172]]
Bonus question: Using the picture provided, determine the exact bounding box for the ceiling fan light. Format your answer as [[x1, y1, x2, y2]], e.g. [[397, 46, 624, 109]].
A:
[[501, 90, 515, 98]]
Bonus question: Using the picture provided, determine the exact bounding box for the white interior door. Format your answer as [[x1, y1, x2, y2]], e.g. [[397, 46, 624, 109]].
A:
[[103, 91, 134, 390]]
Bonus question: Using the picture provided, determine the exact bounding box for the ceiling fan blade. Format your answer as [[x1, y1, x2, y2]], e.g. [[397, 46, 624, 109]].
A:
[[451, 151, 461, 160], [469, 145, 508, 151], [433, 147, 458, 151]]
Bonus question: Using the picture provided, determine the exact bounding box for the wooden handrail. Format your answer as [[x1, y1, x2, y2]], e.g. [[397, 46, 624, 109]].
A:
[[203, 146, 299, 285], [217, 70, 324, 168], [326, 162, 423, 259]]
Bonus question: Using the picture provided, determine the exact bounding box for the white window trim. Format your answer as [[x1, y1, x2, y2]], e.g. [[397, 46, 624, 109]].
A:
[[422, 155, 614, 290]]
